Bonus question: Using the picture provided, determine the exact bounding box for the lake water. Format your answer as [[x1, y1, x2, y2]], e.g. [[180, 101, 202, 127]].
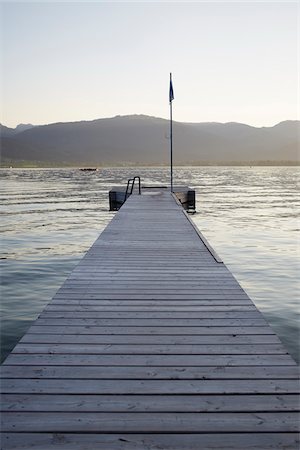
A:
[[1, 167, 299, 363]]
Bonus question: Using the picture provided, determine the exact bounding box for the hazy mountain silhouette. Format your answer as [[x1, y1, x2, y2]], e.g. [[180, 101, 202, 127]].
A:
[[0, 123, 35, 138], [1, 115, 299, 165], [1, 125, 16, 138]]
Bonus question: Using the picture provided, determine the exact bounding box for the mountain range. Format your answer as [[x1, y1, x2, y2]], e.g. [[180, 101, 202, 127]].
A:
[[1, 115, 299, 166]]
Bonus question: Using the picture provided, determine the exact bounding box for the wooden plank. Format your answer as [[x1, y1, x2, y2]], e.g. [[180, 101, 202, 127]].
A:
[[55, 289, 246, 295], [34, 318, 268, 326], [50, 300, 253, 305], [3, 353, 295, 366], [49, 298, 253, 311], [2, 433, 299, 450], [22, 325, 277, 335], [66, 270, 232, 275], [57, 287, 246, 292], [2, 393, 299, 412], [48, 307, 254, 314], [2, 365, 298, 379], [2, 412, 299, 432], [58, 286, 245, 291], [52, 294, 250, 300], [19, 333, 281, 345], [66, 276, 239, 281], [39, 311, 261, 319], [1, 378, 299, 394], [55, 290, 247, 295], [49, 299, 253, 312], [11, 343, 288, 355]]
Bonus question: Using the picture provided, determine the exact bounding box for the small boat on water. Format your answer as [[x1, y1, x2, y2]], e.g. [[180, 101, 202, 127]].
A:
[[79, 168, 99, 172]]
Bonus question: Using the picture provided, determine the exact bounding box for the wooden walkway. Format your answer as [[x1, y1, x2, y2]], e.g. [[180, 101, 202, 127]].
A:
[[1, 191, 299, 449]]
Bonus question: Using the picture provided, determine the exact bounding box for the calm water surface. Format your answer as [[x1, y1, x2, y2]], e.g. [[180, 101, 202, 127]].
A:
[[1, 167, 299, 363]]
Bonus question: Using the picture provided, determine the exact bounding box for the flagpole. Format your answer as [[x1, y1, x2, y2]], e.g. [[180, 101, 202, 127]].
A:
[[169, 72, 173, 193]]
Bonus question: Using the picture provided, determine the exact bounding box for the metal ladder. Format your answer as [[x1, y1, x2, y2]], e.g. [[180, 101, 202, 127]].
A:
[[124, 176, 141, 202]]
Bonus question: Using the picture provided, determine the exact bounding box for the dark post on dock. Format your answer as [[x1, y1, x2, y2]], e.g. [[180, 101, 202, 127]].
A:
[[0, 187, 299, 449]]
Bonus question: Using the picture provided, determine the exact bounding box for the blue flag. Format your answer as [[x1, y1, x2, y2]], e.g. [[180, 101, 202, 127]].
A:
[[169, 74, 174, 103]]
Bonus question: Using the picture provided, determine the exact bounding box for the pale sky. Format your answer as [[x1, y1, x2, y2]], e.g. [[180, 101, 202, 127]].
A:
[[1, 1, 298, 128]]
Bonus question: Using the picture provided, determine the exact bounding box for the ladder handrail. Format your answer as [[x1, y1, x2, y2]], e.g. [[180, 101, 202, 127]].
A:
[[124, 178, 133, 201], [125, 176, 141, 201]]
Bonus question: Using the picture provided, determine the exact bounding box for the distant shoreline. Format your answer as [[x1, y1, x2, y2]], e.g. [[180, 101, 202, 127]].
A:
[[2, 117, 298, 167], [1, 161, 299, 169]]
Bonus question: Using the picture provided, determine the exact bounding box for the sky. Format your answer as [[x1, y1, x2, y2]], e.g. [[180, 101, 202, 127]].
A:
[[0, 1, 298, 128]]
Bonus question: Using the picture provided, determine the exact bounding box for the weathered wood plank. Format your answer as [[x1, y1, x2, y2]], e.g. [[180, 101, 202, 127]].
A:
[[61, 280, 242, 286], [19, 333, 281, 345], [11, 343, 288, 355], [2, 365, 298, 380], [1, 378, 299, 394], [52, 294, 250, 300], [45, 305, 256, 312], [57, 287, 246, 293], [2, 412, 299, 432], [50, 299, 253, 305], [2, 393, 299, 412], [2, 433, 299, 450], [3, 353, 295, 366], [66, 277, 240, 282], [25, 325, 277, 335], [39, 311, 261, 319], [34, 318, 268, 326]]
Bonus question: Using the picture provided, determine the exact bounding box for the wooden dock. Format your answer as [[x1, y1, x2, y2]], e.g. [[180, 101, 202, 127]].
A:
[[1, 190, 299, 449]]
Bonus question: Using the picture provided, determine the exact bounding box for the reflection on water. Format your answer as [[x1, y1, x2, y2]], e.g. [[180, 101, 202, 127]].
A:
[[1, 167, 299, 363]]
